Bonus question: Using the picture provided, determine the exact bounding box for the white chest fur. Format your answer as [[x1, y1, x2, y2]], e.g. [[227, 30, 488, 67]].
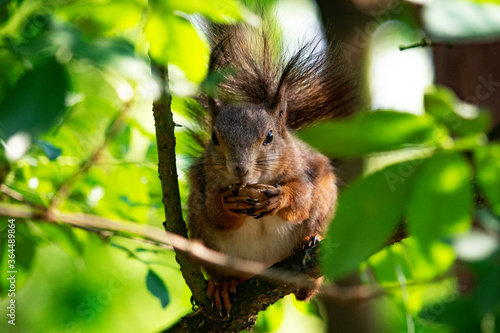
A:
[[214, 215, 297, 265]]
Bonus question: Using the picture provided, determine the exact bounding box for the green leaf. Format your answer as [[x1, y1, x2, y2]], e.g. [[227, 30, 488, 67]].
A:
[[322, 159, 424, 279], [59, 0, 144, 36], [369, 238, 455, 285], [255, 299, 284, 332], [38, 140, 63, 161], [407, 152, 473, 243], [473, 254, 500, 313], [427, 297, 482, 328], [0, 57, 69, 140], [146, 269, 170, 308], [145, 9, 208, 83], [424, 86, 491, 136], [168, 0, 244, 23], [423, 0, 500, 41], [428, 249, 500, 329], [474, 144, 500, 216], [299, 111, 441, 157]]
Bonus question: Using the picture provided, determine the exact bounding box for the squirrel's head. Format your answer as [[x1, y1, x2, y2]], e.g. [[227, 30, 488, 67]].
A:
[[206, 101, 288, 186]]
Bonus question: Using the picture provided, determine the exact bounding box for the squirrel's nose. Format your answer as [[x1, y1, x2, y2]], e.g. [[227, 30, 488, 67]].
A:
[[233, 165, 249, 179]]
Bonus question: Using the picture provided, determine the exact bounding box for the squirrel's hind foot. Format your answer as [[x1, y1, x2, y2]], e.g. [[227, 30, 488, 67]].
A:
[[206, 279, 239, 317], [293, 234, 320, 254]]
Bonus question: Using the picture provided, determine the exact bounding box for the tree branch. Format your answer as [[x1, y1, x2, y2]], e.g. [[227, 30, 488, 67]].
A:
[[0, 200, 419, 333], [0, 202, 309, 285], [1, 177, 409, 332], [176, 245, 322, 332], [150, 60, 209, 308]]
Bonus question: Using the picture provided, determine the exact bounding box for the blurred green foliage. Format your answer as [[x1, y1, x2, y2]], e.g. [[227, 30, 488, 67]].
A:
[[0, 0, 243, 331], [307, 85, 500, 332], [0, 0, 499, 332]]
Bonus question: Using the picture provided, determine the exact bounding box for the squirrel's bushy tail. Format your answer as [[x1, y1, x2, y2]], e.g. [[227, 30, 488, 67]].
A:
[[203, 22, 357, 129]]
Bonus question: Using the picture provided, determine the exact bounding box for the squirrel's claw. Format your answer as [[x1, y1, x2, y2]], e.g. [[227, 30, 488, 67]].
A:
[[248, 194, 281, 218], [222, 183, 282, 217], [206, 279, 238, 317], [300, 234, 321, 250]]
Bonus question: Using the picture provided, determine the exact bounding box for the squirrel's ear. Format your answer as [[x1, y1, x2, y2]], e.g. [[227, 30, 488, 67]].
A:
[[272, 83, 287, 121]]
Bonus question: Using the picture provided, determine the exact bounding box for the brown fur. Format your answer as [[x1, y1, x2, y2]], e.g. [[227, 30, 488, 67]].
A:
[[187, 21, 356, 304]]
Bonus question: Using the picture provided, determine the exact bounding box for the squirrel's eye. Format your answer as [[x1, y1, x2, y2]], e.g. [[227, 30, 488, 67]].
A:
[[211, 131, 220, 146], [263, 130, 273, 146]]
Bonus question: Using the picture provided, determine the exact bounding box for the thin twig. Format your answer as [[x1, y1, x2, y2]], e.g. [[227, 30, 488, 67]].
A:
[[48, 100, 132, 211], [0, 202, 389, 302], [399, 37, 451, 51]]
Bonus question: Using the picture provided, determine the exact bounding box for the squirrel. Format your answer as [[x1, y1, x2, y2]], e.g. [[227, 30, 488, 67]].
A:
[[187, 20, 356, 316]]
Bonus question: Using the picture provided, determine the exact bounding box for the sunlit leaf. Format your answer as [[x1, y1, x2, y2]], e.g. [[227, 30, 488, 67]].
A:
[[474, 144, 500, 216], [424, 86, 491, 136], [254, 299, 284, 332], [0, 57, 69, 140], [169, 0, 244, 22], [322, 159, 424, 279], [146, 269, 170, 308], [58, 0, 144, 36], [90, 165, 151, 222], [369, 238, 455, 284], [299, 111, 441, 157], [369, 240, 455, 314], [146, 9, 208, 83], [407, 152, 473, 243]]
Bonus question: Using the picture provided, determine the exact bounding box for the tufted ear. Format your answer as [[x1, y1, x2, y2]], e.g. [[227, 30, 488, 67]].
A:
[[271, 80, 287, 123]]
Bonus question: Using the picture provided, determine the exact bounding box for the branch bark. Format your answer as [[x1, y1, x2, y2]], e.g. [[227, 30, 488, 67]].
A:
[[175, 245, 321, 332], [150, 60, 209, 307]]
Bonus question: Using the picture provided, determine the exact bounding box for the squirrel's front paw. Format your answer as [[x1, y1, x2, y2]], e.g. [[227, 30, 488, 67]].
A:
[[222, 184, 262, 216], [222, 183, 282, 218]]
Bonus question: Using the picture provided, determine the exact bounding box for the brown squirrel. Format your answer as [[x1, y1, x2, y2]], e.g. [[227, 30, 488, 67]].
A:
[[187, 21, 356, 316]]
